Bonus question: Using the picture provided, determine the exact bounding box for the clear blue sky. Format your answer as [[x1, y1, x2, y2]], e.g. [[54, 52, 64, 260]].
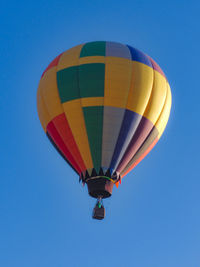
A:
[[1, 1, 200, 266]]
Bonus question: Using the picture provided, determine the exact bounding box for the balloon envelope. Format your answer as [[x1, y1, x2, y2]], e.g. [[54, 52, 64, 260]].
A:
[[37, 41, 171, 194]]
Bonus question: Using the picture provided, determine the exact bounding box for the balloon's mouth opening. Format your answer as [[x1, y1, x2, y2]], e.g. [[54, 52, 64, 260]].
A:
[[86, 177, 114, 199], [89, 190, 111, 199]]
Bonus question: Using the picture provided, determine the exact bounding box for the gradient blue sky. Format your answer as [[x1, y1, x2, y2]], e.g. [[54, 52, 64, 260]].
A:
[[1, 1, 200, 266]]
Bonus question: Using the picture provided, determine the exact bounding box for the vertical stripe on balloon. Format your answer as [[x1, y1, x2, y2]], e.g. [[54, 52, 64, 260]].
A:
[[109, 49, 154, 173], [117, 117, 154, 173], [102, 53, 132, 171], [156, 83, 172, 139], [110, 110, 142, 171], [101, 106, 125, 169], [83, 106, 104, 173], [56, 46, 94, 172], [61, 100, 94, 172], [121, 136, 159, 177], [120, 127, 159, 177], [50, 113, 86, 173], [47, 121, 81, 174]]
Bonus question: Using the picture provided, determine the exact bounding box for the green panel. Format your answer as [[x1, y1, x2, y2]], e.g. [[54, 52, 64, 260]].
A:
[[80, 41, 106, 57], [83, 106, 104, 172], [79, 63, 105, 98], [57, 66, 79, 103]]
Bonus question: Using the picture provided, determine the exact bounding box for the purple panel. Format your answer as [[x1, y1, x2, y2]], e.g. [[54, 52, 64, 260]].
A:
[[101, 106, 125, 169], [116, 116, 154, 173], [120, 126, 159, 176], [106, 42, 131, 59], [109, 109, 142, 172]]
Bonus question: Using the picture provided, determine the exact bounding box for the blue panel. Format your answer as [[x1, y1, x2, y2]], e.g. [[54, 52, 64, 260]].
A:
[[109, 109, 142, 172], [127, 45, 152, 67]]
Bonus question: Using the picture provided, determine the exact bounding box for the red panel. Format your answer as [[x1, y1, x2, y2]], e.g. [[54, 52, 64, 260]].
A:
[[148, 56, 166, 79], [121, 137, 158, 177], [41, 52, 63, 78], [48, 113, 86, 173], [47, 120, 81, 174]]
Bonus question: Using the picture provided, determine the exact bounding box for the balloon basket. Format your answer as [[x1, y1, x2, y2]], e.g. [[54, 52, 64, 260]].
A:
[[92, 197, 105, 220]]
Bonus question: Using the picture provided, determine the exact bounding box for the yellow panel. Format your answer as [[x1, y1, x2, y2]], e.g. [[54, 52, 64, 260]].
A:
[[81, 97, 104, 107], [57, 44, 84, 71], [62, 100, 93, 170], [37, 86, 51, 131], [39, 66, 63, 121], [126, 62, 154, 115], [143, 71, 167, 124], [155, 82, 172, 138], [79, 56, 105, 65], [104, 57, 132, 108]]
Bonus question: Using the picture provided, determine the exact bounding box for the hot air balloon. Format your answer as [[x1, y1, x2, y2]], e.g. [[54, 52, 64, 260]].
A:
[[37, 41, 171, 220]]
